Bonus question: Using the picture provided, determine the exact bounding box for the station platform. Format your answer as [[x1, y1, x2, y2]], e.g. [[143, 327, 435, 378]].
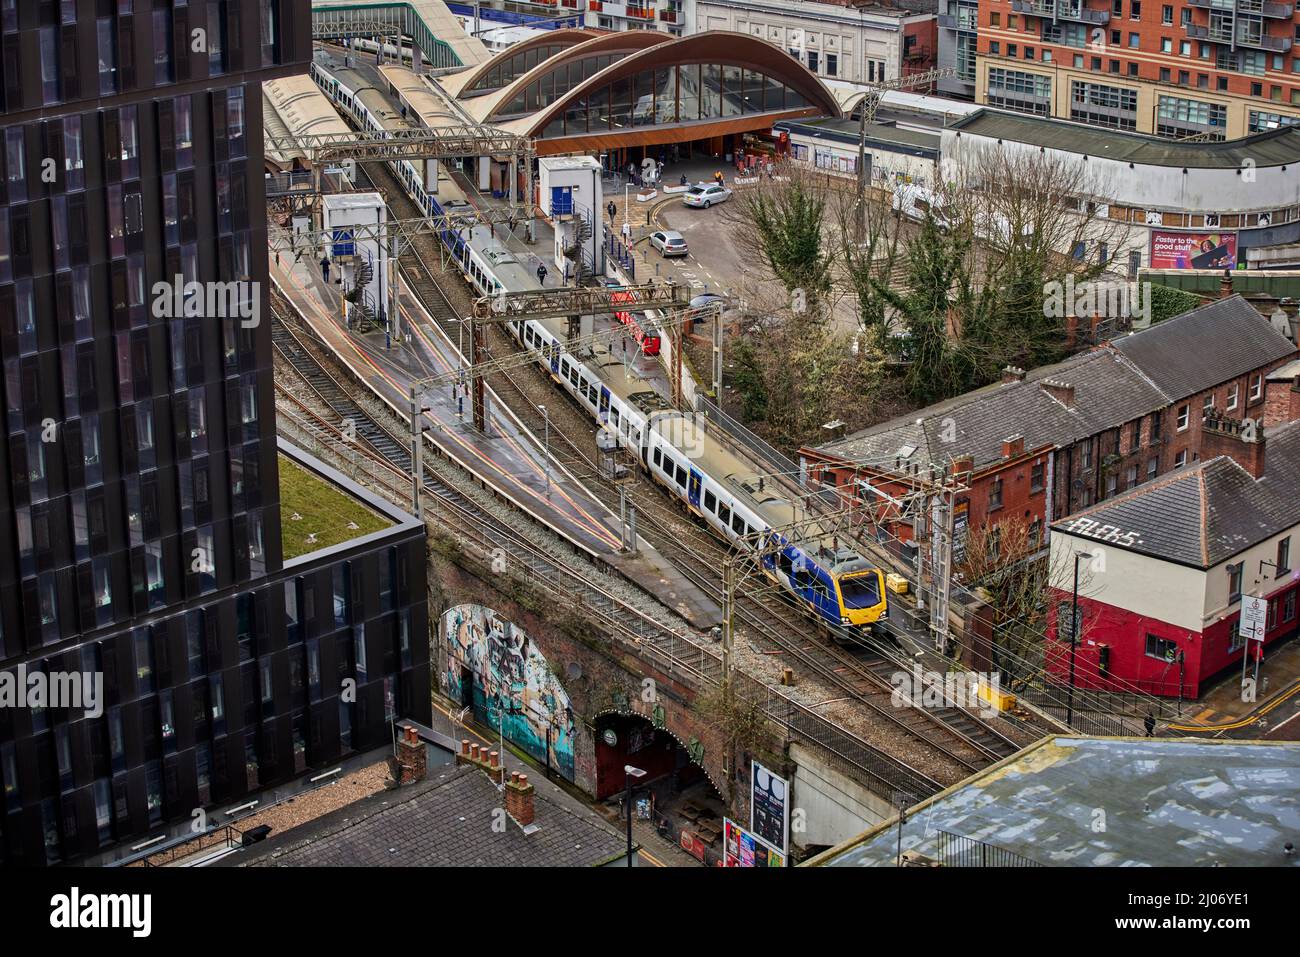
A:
[[271, 252, 722, 629]]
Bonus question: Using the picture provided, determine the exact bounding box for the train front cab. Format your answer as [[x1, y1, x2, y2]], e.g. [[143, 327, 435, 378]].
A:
[[835, 569, 889, 633]]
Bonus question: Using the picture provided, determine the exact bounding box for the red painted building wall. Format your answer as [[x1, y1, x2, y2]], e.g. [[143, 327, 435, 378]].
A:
[[1046, 573, 1300, 699]]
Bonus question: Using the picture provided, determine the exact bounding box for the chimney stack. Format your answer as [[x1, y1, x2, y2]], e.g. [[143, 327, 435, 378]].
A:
[[1002, 435, 1025, 459], [1201, 411, 1267, 478], [397, 725, 427, 785], [505, 771, 536, 827], [1041, 379, 1076, 409], [1219, 269, 1234, 300], [951, 454, 974, 480], [1065, 314, 1078, 350], [1262, 372, 1300, 427], [1001, 365, 1026, 384]]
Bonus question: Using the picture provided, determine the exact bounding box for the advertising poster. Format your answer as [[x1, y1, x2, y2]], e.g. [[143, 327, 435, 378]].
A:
[[723, 818, 787, 867], [1149, 230, 1237, 270], [750, 761, 790, 854]]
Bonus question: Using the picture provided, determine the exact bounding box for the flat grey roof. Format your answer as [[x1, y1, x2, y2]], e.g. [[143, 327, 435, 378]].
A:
[[775, 117, 940, 156], [816, 736, 1300, 867], [951, 109, 1300, 169]]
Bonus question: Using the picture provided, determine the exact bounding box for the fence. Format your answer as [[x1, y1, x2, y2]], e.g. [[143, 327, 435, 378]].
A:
[[933, 829, 1042, 867]]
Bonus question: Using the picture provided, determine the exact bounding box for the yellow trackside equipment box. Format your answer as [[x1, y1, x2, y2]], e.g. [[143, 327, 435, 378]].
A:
[[886, 574, 910, 595], [977, 680, 1017, 713]]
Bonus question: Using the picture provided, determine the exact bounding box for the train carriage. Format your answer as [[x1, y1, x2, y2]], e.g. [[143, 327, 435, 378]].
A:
[[310, 57, 890, 637]]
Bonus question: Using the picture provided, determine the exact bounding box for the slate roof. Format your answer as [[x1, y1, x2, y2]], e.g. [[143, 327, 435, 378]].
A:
[[811, 295, 1297, 472], [1052, 420, 1300, 568], [1110, 295, 1298, 399], [817, 736, 1300, 868], [950, 110, 1300, 170], [231, 763, 627, 868]]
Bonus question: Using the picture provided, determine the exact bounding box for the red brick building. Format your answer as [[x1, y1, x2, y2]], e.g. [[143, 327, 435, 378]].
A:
[[800, 295, 1300, 560], [1046, 416, 1300, 698], [974, 0, 1300, 138]]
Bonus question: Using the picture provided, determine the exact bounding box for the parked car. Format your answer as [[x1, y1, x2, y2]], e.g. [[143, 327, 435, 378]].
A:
[[650, 230, 689, 257], [682, 183, 732, 208]]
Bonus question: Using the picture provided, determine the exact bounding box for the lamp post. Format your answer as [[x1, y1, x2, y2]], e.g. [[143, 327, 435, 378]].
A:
[[1068, 551, 1094, 729], [624, 764, 646, 866]]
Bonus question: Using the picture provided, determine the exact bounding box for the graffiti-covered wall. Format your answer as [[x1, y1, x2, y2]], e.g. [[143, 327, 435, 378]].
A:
[[443, 603, 577, 782]]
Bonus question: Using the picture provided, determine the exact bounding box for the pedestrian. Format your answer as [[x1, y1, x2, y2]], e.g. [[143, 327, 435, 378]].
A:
[[607, 199, 616, 221], [679, 173, 688, 187], [320, 256, 330, 283], [536, 263, 547, 285], [621, 221, 631, 245], [1143, 712, 1155, 737]]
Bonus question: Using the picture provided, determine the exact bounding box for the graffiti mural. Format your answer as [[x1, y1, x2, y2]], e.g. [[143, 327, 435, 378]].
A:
[[443, 604, 577, 782]]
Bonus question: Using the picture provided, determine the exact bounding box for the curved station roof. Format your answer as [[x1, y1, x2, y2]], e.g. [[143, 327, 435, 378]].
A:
[[428, 30, 842, 154]]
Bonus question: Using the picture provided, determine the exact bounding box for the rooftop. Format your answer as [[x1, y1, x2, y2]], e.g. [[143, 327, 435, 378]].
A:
[[1052, 420, 1300, 568], [813, 736, 1300, 867], [774, 116, 941, 156], [809, 295, 1297, 472], [278, 453, 393, 561], [950, 109, 1300, 169], [233, 763, 627, 867]]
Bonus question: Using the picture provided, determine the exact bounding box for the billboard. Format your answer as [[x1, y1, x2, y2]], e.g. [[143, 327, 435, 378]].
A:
[[750, 761, 790, 854], [723, 818, 787, 867], [1149, 230, 1237, 270]]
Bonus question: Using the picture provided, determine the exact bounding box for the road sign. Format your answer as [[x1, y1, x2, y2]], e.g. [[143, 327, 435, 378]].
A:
[[1240, 595, 1268, 642]]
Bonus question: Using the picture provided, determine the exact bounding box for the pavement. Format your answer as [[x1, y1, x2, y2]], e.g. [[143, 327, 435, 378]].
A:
[[1166, 632, 1300, 739]]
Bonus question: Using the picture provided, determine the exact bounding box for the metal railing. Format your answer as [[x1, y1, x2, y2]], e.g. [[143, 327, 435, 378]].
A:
[[934, 829, 1042, 867]]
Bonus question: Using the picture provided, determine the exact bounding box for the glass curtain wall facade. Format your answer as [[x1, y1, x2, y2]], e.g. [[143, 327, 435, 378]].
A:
[[0, 1, 430, 866]]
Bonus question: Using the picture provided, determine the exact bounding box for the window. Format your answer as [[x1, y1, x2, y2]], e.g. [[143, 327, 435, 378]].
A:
[[1228, 562, 1243, 603], [1203, 393, 1215, 414], [1175, 450, 1187, 468], [1147, 456, 1158, 479], [1227, 383, 1239, 411], [1278, 537, 1291, 576], [1145, 634, 1178, 661], [1162, 4, 1172, 23], [989, 477, 1004, 510], [1031, 461, 1045, 493], [1131, 420, 1142, 450], [1082, 438, 1094, 470], [1177, 404, 1190, 430], [1250, 373, 1263, 401]]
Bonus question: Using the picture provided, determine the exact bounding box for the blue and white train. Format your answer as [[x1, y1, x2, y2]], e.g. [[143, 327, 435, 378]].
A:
[[310, 59, 890, 635]]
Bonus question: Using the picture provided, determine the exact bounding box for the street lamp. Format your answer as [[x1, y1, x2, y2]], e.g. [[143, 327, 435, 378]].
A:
[[538, 404, 550, 496], [1068, 551, 1094, 729], [624, 764, 646, 867]]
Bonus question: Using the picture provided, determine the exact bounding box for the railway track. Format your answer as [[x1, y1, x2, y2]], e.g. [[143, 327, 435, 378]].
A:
[[362, 161, 1022, 777], [270, 280, 951, 800]]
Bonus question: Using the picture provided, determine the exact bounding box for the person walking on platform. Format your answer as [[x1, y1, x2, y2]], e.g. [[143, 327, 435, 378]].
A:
[[1144, 712, 1156, 737], [320, 256, 330, 284], [621, 220, 631, 246], [536, 263, 548, 286], [607, 200, 616, 221]]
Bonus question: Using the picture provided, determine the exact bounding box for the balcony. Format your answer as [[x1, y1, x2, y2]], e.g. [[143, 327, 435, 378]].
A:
[[659, 8, 676, 20], [626, 5, 656, 18], [1185, 22, 1236, 42], [1011, 0, 1110, 22], [1238, 0, 1293, 15], [588, 0, 601, 8], [1236, 26, 1293, 49]]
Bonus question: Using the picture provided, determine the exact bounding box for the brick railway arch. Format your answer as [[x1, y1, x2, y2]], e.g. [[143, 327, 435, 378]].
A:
[[590, 705, 727, 803]]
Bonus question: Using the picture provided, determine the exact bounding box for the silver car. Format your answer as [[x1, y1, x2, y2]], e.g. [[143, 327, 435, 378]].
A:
[[682, 183, 732, 208], [650, 230, 689, 257]]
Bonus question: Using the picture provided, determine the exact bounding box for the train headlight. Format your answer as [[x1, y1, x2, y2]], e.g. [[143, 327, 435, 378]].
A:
[[840, 616, 851, 625]]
